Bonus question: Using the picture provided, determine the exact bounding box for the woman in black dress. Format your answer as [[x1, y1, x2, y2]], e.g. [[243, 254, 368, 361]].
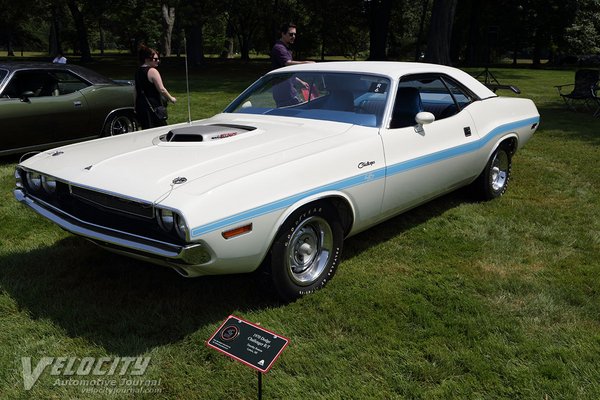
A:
[[134, 45, 177, 129]]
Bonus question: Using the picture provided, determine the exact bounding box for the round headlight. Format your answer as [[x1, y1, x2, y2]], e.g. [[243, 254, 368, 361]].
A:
[[157, 209, 174, 231], [26, 172, 42, 191], [174, 214, 188, 241], [41, 175, 57, 194]]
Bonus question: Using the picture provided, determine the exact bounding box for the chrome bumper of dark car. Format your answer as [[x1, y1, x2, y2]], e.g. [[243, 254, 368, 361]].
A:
[[14, 188, 211, 266]]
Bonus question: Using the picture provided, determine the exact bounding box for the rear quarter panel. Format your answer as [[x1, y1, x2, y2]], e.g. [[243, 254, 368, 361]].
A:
[[465, 96, 539, 170], [81, 84, 135, 132]]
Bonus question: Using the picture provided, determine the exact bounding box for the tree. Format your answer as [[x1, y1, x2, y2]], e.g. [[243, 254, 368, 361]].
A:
[[224, 0, 270, 61], [161, 2, 176, 56], [177, 0, 224, 65], [424, 0, 457, 65], [0, 0, 45, 56], [66, 0, 92, 61], [365, 0, 393, 60]]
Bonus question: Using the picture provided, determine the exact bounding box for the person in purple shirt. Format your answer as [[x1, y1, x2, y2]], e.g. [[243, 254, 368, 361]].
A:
[[271, 22, 314, 107]]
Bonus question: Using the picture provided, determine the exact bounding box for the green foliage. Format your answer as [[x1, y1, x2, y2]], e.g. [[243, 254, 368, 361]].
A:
[[4, 0, 600, 63], [563, 0, 600, 55]]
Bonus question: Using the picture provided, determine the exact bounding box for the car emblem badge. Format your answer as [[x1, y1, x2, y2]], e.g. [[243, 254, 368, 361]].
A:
[[172, 177, 187, 185]]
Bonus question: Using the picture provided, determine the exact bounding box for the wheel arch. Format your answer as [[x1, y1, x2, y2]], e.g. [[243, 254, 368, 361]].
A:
[[259, 192, 356, 266], [101, 107, 137, 133], [492, 133, 518, 158], [277, 192, 355, 237]]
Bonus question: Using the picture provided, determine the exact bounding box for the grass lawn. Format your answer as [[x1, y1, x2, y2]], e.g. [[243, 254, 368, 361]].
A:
[[0, 60, 599, 399]]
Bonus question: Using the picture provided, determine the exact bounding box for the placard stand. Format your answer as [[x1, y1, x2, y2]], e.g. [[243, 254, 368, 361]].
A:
[[258, 371, 262, 400]]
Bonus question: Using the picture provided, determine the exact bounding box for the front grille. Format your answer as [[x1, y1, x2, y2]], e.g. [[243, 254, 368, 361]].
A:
[[70, 185, 154, 219], [17, 167, 185, 245]]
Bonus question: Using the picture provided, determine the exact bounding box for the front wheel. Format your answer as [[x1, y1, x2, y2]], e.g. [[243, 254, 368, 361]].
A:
[[474, 145, 512, 200], [270, 203, 344, 302], [103, 113, 139, 136]]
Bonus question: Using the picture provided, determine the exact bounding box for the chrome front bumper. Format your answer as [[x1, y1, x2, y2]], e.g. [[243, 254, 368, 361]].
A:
[[14, 188, 211, 268]]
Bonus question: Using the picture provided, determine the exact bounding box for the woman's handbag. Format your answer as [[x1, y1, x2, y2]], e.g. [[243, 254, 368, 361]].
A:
[[153, 104, 168, 121], [142, 91, 168, 121]]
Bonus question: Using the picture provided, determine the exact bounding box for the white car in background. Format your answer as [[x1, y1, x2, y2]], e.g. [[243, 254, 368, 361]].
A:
[[14, 62, 540, 301]]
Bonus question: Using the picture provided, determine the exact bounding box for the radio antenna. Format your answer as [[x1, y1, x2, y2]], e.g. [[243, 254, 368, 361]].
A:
[[183, 32, 192, 124]]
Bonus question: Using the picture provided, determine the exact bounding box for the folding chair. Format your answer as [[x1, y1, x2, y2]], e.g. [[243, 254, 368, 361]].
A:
[[555, 69, 599, 112]]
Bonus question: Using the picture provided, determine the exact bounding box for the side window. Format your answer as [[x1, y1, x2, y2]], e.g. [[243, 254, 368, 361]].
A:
[[53, 71, 90, 95], [391, 74, 474, 128], [4, 71, 58, 98], [442, 77, 474, 110], [410, 77, 458, 121], [3, 70, 90, 98]]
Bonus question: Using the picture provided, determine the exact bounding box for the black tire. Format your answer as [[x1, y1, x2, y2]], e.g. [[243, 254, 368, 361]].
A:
[[270, 203, 344, 301], [474, 144, 512, 200], [103, 113, 139, 136]]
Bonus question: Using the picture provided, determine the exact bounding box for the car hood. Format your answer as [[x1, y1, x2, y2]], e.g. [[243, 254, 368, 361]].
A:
[[20, 113, 355, 203]]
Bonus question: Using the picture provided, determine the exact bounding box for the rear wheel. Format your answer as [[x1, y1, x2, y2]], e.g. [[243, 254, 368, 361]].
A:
[[474, 145, 512, 200], [270, 203, 343, 301], [103, 113, 138, 136]]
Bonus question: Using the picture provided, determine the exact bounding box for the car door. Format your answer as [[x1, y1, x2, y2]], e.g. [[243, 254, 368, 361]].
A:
[[0, 69, 91, 153], [380, 74, 481, 217]]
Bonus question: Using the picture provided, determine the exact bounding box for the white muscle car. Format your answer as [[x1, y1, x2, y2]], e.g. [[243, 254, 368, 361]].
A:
[[14, 62, 540, 301]]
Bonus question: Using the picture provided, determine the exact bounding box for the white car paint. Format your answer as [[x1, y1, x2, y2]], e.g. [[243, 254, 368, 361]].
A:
[[14, 62, 539, 298]]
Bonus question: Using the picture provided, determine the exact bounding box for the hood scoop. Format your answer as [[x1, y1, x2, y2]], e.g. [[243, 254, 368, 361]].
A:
[[160, 124, 256, 143]]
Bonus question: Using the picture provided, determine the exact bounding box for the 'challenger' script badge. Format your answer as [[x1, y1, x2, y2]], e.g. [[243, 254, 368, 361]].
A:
[[358, 161, 375, 169], [172, 177, 187, 185]]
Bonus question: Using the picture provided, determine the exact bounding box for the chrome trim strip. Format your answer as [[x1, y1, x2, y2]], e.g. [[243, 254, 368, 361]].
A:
[[14, 188, 210, 265]]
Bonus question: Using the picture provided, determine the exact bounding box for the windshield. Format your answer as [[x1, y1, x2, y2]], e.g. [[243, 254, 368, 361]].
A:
[[224, 72, 391, 128]]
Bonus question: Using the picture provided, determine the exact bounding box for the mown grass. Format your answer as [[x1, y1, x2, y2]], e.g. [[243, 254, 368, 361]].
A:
[[0, 61, 599, 399]]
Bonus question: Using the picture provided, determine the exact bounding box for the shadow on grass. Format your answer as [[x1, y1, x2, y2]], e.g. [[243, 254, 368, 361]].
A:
[[0, 186, 475, 358], [343, 186, 474, 261], [0, 237, 282, 356], [537, 105, 600, 146]]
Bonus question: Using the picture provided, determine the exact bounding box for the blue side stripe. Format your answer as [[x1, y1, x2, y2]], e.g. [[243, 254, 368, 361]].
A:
[[190, 116, 539, 238]]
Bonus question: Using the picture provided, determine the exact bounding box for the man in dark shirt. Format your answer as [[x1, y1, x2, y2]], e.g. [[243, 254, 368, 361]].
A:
[[271, 23, 314, 107], [271, 23, 313, 69]]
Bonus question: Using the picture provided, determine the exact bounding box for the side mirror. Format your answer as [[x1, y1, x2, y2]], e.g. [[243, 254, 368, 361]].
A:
[[415, 111, 435, 125], [20, 91, 35, 103], [414, 111, 435, 134]]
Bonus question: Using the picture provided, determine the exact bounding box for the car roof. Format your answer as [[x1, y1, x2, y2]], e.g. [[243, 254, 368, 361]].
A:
[[269, 61, 497, 99], [0, 62, 114, 85]]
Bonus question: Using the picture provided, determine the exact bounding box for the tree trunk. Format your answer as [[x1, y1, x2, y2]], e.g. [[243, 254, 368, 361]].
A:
[[367, 0, 392, 60], [66, 0, 92, 62], [48, 5, 62, 57], [6, 31, 14, 56], [186, 24, 204, 66], [240, 34, 250, 61], [98, 20, 105, 55], [161, 3, 176, 56], [424, 0, 457, 65]]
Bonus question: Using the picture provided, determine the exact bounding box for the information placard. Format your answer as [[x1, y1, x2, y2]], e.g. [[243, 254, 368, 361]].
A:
[[207, 315, 290, 373]]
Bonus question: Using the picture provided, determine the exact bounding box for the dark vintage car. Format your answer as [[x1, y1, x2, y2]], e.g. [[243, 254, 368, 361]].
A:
[[0, 62, 138, 156]]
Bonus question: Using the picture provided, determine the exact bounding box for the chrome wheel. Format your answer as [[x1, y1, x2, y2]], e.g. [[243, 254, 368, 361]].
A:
[[490, 150, 509, 192], [285, 216, 333, 286], [105, 114, 138, 136], [270, 203, 343, 301], [473, 144, 513, 200]]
